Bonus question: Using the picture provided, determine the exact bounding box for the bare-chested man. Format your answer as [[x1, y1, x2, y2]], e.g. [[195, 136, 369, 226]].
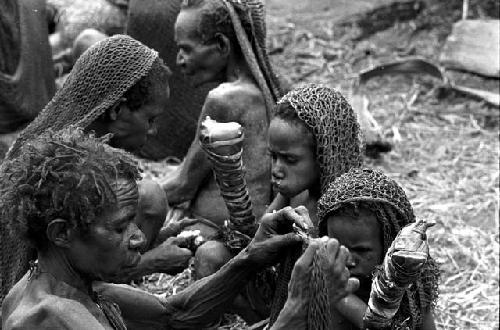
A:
[[162, 0, 281, 236]]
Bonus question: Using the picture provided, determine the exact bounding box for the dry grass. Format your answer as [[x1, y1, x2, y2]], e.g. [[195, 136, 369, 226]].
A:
[[140, 1, 499, 329]]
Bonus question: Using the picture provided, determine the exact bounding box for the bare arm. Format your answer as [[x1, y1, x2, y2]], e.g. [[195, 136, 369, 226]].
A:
[[266, 193, 290, 213], [162, 91, 239, 205]]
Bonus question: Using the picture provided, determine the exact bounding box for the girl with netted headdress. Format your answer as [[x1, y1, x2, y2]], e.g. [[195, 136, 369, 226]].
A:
[[317, 168, 440, 330], [267, 83, 363, 224], [1, 34, 176, 306], [253, 83, 364, 326]]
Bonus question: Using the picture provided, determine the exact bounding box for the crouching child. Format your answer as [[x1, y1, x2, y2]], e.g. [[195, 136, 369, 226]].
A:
[[317, 168, 439, 330]]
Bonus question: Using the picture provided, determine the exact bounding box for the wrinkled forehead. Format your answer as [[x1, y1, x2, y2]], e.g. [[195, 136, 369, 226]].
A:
[[111, 177, 139, 209]]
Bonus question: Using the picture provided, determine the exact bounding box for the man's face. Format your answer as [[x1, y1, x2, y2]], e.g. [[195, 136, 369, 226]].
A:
[[68, 178, 146, 281], [268, 117, 320, 198], [174, 9, 226, 87], [326, 208, 383, 300], [109, 82, 170, 152]]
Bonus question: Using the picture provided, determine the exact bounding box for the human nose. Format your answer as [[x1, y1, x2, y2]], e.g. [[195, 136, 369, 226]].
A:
[[176, 51, 185, 67], [147, 122, 158, 136], [347, 252, 358, 270], [271, 159, 285, 180], [128, 223, 146, 251]]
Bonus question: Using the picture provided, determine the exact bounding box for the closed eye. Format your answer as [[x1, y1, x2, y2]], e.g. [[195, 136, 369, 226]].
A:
[[352, 247, 372, 253]]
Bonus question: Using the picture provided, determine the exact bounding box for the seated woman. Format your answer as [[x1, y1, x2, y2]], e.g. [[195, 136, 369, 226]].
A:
[[0, 127, 356, 329], [317, 168, 439, 329], [1, 34, 177, 306]]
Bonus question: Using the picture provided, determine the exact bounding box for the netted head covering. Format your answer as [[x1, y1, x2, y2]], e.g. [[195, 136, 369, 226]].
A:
[[6, 34, 158, 159], [317, 168, 439, 329], [1, 34, 156, 306], [220, 0, 282, 118], [277, 84, 363, 193]]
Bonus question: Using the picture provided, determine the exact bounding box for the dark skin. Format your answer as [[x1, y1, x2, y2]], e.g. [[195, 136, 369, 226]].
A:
[[162, 6, 271, 225], [96, 206, 360, 329], [112, 180, 194, 283], [267, 117, 321, 226], [36, 178, 146, 303], [86, 80, 169, 153], [326, 208, 437, 330]]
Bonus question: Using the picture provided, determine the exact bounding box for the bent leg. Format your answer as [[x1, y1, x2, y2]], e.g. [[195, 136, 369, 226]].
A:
[[193, 240, 232, 280]]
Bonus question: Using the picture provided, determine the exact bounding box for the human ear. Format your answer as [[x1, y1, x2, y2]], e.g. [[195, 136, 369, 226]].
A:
[[213, 33, 231, 56], [46, 219, 76, 248]]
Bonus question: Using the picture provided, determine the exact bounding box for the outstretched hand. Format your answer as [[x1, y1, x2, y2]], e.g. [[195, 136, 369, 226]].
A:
[[247, 206, 313, 267]]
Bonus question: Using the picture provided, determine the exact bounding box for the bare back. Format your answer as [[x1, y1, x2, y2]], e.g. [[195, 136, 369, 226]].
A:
[[190, 79, 270, 226]]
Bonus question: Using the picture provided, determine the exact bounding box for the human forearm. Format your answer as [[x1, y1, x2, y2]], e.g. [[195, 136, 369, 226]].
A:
[[162, 248, 257, 329], [335, 294, 367, 329], [162, 142, 212, 205], [270, 298, 307, 330]]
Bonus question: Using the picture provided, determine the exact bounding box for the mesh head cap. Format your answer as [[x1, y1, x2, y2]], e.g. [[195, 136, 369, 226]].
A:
[[6, 34, 158, 159], [317, 168, 439, 328], [278, 84, 363, 193]]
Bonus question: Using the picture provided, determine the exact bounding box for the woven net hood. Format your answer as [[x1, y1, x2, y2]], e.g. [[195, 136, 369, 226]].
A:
[[278, 84, 363, 193], [6, 34, 158, 159], [317, 168, 439, 329], [222, 0, 282, 118]]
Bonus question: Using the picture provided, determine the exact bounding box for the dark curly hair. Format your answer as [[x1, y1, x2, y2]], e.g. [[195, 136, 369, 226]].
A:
[[0, 126, 141, 251], [181, 0, 253, 57], [124, 57, 171, 112]]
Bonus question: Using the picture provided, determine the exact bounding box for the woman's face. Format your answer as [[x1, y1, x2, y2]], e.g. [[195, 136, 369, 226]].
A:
[[268, 117, 320, 199], [67, 178, 146, 281], [109, 82, 170, 152]]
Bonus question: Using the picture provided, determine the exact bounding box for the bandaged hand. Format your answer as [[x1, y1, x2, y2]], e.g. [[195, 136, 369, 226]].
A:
[[387, 219, 434, 286], [247, 206, 313, 267]]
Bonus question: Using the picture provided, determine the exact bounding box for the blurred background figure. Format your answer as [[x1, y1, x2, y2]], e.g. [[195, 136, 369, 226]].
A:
[[0, 0, 55, 158]]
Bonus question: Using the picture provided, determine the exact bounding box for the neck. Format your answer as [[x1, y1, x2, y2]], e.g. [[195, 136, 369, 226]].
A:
[[225, 53, 253, 83], [38, 246, 92, 294]]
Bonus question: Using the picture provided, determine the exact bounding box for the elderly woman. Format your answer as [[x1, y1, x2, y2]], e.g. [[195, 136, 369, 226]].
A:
[[0, 34, 176, 306], [1, 127, 357, 329]]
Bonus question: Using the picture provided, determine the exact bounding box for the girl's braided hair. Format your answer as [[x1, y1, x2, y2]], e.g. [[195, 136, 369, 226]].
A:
[[0, 126, 140, 251]]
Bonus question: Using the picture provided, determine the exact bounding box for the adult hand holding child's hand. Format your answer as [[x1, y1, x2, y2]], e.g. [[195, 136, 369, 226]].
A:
[[247, 206, 313, 267]]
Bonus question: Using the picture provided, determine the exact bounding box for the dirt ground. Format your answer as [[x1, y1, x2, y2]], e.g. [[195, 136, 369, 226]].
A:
[[264, 0, 499, 328], [139, 1, 499, 329]]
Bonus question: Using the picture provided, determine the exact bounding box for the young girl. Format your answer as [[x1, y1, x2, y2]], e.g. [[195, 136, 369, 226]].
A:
[[267, 83, 363, 225], [317, 168, 439, 330]]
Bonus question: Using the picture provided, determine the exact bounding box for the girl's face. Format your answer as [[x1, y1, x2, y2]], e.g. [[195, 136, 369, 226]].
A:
[[268, 117, 320, 199], [326, 207, 384, 300]]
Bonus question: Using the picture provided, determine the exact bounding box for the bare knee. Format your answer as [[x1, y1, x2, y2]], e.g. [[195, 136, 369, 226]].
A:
[[136, 180, 168, 251], [193, 240, 232, 279]]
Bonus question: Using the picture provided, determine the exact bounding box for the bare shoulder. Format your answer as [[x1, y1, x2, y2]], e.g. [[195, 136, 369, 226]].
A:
[[203, 81, 264, 122], [5, 296, 102, 329]]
